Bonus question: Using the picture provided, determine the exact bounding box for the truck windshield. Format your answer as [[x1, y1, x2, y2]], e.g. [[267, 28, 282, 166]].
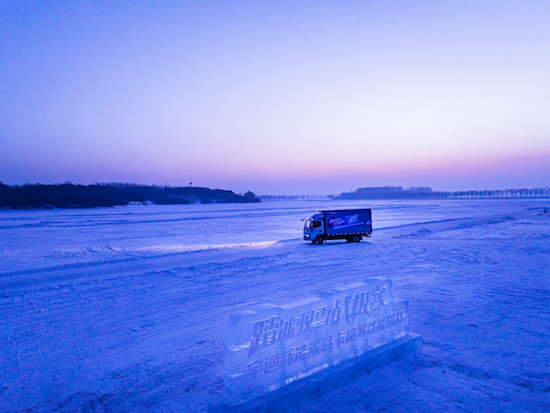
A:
[[304, 220, 311, 230]]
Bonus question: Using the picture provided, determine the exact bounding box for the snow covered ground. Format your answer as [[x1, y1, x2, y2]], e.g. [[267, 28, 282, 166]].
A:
[[1, 199, 549, 412]]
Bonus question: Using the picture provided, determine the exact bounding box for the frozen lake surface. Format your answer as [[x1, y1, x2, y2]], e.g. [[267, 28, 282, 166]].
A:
[[1, 199, 549, 411]]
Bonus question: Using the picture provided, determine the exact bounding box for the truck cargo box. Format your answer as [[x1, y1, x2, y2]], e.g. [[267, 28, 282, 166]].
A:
[[324, 209, 372, 236]]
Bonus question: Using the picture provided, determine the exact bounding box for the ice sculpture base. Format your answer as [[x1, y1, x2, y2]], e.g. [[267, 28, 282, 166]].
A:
[[209, 333, 422, 413]]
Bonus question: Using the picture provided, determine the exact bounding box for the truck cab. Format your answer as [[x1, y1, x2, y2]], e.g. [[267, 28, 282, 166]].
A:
[[303, 213, 325, 243]]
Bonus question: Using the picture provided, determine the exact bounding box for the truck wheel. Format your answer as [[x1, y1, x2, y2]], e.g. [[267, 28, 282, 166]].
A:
[[352, 235, 361, 243], [316, 237, 324, 244]]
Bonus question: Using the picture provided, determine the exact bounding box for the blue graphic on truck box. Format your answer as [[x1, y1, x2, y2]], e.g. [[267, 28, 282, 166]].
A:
[[327, 214, 361, 230], [325, 210, 372, 235]]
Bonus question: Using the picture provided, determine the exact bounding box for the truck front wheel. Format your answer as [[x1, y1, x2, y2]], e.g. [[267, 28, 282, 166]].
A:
[[316, 237, 324, 244]]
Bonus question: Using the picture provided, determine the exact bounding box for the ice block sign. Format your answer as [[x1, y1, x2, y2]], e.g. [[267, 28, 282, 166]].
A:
[[222, 278, 409, 407]]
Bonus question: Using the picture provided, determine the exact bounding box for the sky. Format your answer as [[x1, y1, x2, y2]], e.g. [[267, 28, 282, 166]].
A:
[[1, 0, 549, 195]]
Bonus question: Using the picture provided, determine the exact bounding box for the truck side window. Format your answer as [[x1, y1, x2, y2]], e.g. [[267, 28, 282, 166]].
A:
[[312, 221, 321, 229]]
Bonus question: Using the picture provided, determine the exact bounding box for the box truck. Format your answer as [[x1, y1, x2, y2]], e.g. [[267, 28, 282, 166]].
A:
[[303, 209, 372, 244]]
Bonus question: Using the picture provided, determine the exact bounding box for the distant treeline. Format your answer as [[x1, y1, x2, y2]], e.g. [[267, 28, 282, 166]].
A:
[[336, 186, 550, 200], [259, 195, 331, 201], [337, 187, 433, 199], [0, 182, 260, 209]]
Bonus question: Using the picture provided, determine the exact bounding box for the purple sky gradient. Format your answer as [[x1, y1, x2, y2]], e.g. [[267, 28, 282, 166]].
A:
[[1, 1, 549, 195]]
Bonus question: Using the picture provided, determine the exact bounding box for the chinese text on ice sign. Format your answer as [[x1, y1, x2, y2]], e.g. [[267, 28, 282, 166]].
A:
[[222, 278, 409, 406]]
